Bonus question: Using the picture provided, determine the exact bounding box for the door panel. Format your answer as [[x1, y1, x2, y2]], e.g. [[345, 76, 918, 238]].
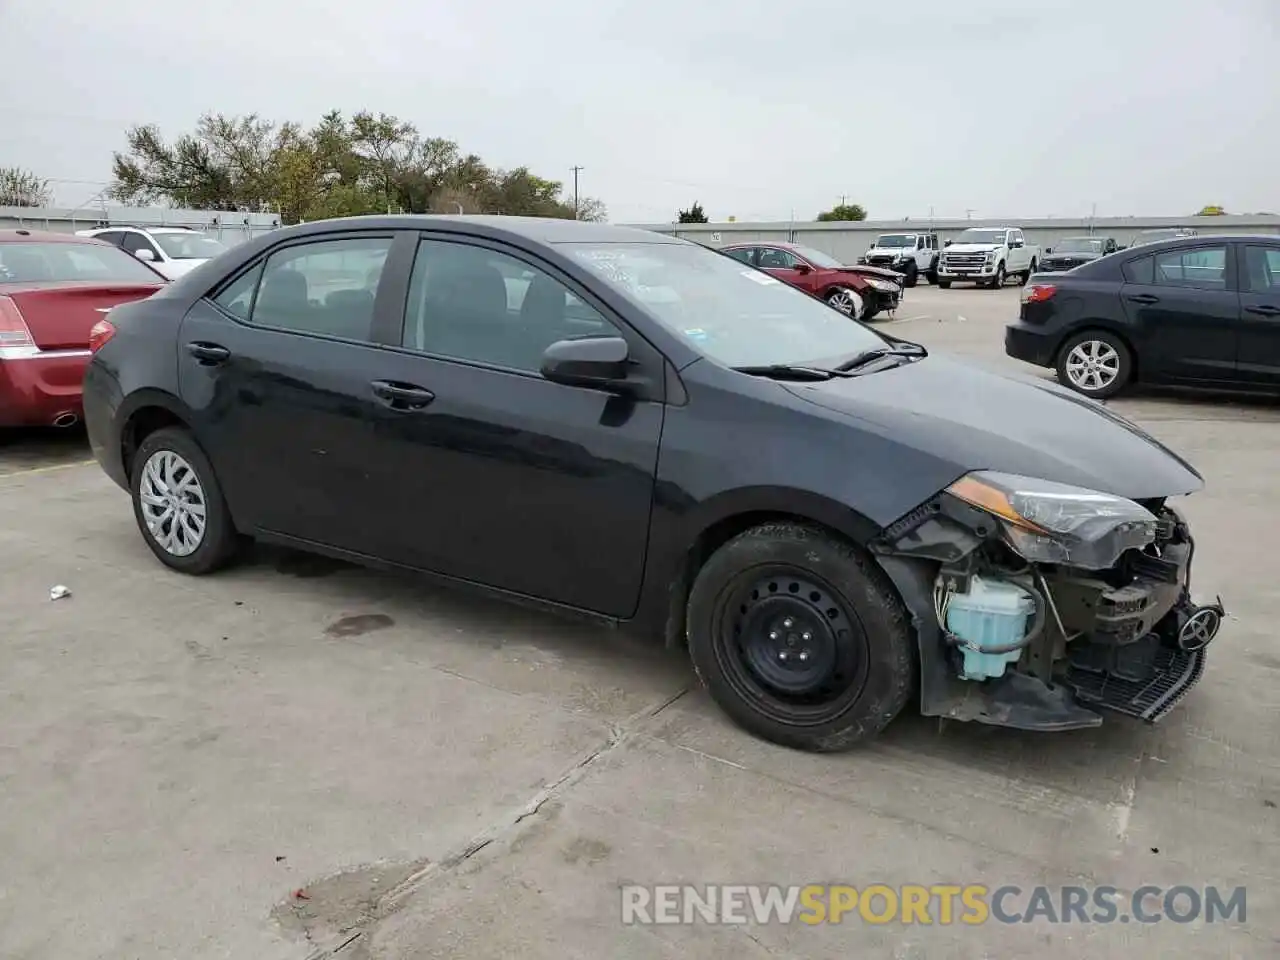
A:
[[363, 235, 665, 617], [178, 233, 397, 549], [1118, 245, 1239, 383], [1236, 244, 1280, 386]]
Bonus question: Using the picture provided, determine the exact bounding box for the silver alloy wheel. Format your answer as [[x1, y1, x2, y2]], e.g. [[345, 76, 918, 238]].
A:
[[1064, 340, 1121, 393], [138, 450, 207, 557], [827, 288, 864, 319]]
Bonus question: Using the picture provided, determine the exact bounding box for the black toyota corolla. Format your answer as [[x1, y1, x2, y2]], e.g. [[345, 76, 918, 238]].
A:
[[83, 215, 1225, 752]]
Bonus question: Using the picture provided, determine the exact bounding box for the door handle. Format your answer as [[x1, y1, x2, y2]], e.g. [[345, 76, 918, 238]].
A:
[[1245, 304, 1280, 317], [186, 341, 230, 364], [1126, 294, 1160, 305], [370, 380, 435, 410]]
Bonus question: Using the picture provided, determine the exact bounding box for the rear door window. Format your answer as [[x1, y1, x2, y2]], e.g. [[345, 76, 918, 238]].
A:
[[215, 236, 392, 342], [1153, 246, 1228, 291], [1243, 246, 1280, 293]]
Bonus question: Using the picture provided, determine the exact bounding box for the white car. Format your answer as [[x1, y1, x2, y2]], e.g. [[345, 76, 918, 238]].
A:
[[936, 226, 1040, 289], [74, 226, 231, 280]]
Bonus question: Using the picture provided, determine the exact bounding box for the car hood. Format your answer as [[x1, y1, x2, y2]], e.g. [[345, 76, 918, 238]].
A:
[[783, 354, 1203, 500], [158, 259, 209, 278], [944, 243, 1000, 253], [1044, 252, 1100, 262]]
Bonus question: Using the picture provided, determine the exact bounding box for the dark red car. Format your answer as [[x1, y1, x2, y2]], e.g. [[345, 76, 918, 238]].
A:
[[720, 241, 904, 321], [0, 230, 166, 428]]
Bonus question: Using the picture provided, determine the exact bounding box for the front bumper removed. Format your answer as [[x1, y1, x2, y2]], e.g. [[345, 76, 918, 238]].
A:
[[873, 503, 1222, 732]]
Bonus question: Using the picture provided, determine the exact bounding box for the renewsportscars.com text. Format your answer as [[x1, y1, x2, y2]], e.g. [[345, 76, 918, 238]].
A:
[[620, 884, 1246, 926]]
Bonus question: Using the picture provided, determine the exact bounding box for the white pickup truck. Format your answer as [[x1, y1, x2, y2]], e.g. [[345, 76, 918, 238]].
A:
[[936, 226, 1039, 289]]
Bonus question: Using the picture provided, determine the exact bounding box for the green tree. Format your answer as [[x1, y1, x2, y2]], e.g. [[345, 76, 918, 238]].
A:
[[1195, 205, 1226, 216], [816, 202, 867, 222], [109, 110, 607, 224], [678, 201, 708, 223], [0, 167, 51, 206]]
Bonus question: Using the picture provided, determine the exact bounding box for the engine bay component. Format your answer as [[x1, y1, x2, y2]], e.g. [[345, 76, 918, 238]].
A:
[[940, 574, 1039, 680]]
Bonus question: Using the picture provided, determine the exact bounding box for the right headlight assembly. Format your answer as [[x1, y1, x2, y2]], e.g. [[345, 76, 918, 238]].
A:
[[946, 470, 1158, 570]]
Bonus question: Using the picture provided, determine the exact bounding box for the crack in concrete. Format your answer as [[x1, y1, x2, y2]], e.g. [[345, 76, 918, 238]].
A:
[[296, 684, 691, 958]]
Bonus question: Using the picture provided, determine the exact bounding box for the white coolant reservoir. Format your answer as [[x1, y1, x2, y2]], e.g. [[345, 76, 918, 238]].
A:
[[944, 575, 1036, 680]]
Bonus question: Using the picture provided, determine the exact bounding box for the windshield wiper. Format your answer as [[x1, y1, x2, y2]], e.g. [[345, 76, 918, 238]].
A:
[[833, 342, 928, 372], [731, 363, 848, 381]]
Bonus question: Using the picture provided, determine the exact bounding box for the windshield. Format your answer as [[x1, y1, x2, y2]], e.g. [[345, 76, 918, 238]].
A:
[[0, 241, 164, 283], [788, 244, 844, 269], [1056, 238, 1104, 253], [152, 233, 229, 259], [874, 235, 916, 248], [563, 241, 886, 368], [954, 229, 1007, 245]]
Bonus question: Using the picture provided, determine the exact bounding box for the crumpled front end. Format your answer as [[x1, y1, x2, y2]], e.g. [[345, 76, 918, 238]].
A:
[[869, 472, 1224, 731]]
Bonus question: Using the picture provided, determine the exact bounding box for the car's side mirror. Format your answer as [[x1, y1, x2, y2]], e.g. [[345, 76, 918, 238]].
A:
[[793, 262, 811, 273], [133, 248, 156, 261], [1045, 247, 1053, 254], [1010, 239, 1023, 248], [944, 240, 953, 247], [540, 336, 632, 391]]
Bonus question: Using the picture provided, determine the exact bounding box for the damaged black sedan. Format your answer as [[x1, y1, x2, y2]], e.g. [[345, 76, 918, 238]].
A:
[[82, 215, 1223, 753]]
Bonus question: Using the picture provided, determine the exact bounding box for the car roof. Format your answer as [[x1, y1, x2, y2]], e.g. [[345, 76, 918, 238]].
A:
[[1123, 233, 1276, 253], [272, 214, 681, 247], [0, 229, 108, 244]]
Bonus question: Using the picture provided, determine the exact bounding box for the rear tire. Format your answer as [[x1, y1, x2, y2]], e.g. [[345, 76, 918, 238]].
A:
[[131, 426, 240, 575], [1054, 329, 1132, 400], [686, 522, 914, 752], [1019, 259, 1038, 285]]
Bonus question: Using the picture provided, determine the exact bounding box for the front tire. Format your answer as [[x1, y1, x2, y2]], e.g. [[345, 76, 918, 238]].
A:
[[686, 523, 914, 752], [988, 262, 1006, 288], [131, 426, 240, 574], [937, 279, 951, 289], [1055, 329, 1132, 399], [902, 262, 919, 288], [824, 286, 865, 320]]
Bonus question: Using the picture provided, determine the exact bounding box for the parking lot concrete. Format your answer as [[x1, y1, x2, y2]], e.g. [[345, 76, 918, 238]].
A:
[[1, 285, 1277, 959]]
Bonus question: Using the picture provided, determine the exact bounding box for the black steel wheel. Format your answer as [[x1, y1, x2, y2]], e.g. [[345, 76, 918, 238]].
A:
[[686, 522, 914, 752]]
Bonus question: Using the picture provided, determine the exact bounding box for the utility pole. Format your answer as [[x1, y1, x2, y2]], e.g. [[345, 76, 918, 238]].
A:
[[571, 166, 584, 219]]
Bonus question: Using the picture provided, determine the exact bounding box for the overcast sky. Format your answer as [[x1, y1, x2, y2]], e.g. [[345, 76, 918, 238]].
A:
[[1, 0, 1276, 223]]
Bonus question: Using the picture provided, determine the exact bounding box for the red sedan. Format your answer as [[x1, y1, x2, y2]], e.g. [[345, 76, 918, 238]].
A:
[[0, 230, 166, 428], [720, 241, 905, 321]]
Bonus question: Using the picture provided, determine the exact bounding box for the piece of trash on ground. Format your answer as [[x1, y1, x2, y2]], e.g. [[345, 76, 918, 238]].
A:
[[49, 585, 71, 601]]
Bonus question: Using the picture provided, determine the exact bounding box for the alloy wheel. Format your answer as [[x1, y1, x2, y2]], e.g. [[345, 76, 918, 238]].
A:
[[138, 450, 208, 557], [1064, 339, 1121, 393], [826, 288, 864, 319]]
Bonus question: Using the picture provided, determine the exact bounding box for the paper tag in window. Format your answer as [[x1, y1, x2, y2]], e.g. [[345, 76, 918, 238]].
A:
[[741, 271, 779, 285]]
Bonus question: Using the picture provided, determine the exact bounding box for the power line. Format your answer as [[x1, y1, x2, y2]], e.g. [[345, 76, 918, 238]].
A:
[[571, 165, 583, 219]]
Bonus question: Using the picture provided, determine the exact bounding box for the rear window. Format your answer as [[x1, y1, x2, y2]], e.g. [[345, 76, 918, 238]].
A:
[[0, 241, 164, 283]]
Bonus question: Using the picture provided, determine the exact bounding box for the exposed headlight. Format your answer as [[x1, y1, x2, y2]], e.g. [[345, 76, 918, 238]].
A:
[[985, 251, 996, 262], [866, 278, 899, 292], [946, 470, 1157, 569]]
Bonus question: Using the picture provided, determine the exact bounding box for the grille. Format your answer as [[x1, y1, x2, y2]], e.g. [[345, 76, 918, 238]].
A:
[[1065, 643, 1204, 722], [943, 253, 989, 269]]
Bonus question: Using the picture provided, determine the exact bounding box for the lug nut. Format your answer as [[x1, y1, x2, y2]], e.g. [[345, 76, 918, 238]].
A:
[[798, 651, 810, 662]]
